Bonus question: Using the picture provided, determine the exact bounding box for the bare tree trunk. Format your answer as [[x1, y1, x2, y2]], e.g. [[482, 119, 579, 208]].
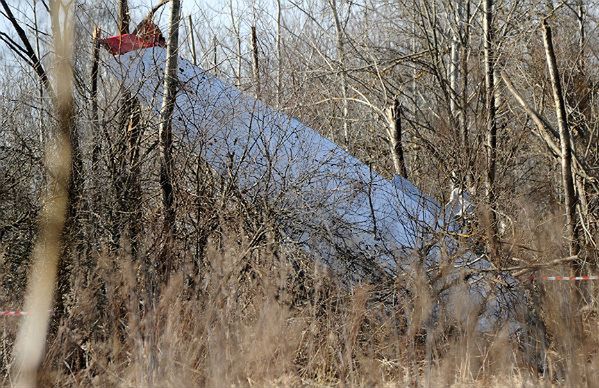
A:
[[460, 1, 473, 190], [501, 72, 561, 156], [449, 6, 460, 119], [543, 18, 585, 350], [158, 0, 181, 278], [411, 17, 418, 104], [385, 98, 408, 179], [574, 1, 590, 243], [113, 1, 144, 261], [90, 27, 100, 168], [89, 26, 101, 260], [229, 0, 242, 87], [126, 102, 142, 258], [52, 0, 84, 320], [12, 2, 74, 385], [577, 0, 585, 71], [33, 0, 45, 145], [251, 25, 260, 98], [118, 0, 130, 35], [483, 0, 500, 261], [188, 15, 197, 66], [449, 1, 474, 195], [542, 20, 580, 260], [329, 0, 349, 145], [449, 40, 458, 116], [576, 177, 590, 242], [276, 0, 283, 107], [213, 35, 218, 75], [502, 71, 597, 186], [0, 0, 82, 323]]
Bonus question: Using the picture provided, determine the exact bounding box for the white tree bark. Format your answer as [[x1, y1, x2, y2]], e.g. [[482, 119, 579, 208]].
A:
[[329, 0, 350, 145], [385, 98, 408, 179], [158, 0, 181, 243], [542, 20, 580, 259], [483, 0, 499, 261]]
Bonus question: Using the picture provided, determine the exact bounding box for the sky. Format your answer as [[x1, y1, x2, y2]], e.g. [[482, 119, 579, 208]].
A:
[[132, 0, 239, 29]]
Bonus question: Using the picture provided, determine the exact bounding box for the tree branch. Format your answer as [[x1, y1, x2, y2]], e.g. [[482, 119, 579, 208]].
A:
[[0, 0, 53, 96], [501, 70, 597, 185]]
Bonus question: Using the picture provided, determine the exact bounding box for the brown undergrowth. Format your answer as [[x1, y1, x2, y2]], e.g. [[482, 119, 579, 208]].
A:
[[1, 204, 598, 387]]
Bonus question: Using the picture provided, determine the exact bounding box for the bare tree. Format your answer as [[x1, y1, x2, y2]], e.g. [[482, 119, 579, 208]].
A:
[[11, 1, 75, 385], [251, 25, 260, 98], [542, 19, 580, 261], [229, 0, 242, 87], [90, 26, 101, 170], [118, 0, 130, 35], [576, 0, 585, 71], [158, 0, 182, 277], [483, 0, 499, 261], [0, 0, 52, 94], [111, 0, 142, 259], [187, 15, 197, 66], [328, 0, 350, 145], [385, 97, 408, 179], [276, 0, 283, 107]]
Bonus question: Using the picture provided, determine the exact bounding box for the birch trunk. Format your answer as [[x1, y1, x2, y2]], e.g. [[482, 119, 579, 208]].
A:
[[213, 35, 218, 75], [251, 25, 260, 98], [277, 0, 283, 107], [542, 20, 580, 260], [460, 1, 473, 190], [90, 27, 100, 166], [577, 0, 585, 71], [229, 0, 241, 87], [329, 0, 349, 145], [385, 98, 408, 179], [483, 0, 499, 261], [188, 15, 197, 66], [158, 0, 181, 275]]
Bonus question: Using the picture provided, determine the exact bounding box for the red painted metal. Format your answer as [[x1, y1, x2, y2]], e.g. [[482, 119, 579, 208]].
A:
[[99, 20, 166, 55]]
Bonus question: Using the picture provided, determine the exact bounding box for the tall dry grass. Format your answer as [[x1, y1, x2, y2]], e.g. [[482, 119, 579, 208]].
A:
[[2, 209, 598, 387]]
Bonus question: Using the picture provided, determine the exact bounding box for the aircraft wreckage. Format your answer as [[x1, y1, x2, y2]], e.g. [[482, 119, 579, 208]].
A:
[[105, 44, 545, 366]]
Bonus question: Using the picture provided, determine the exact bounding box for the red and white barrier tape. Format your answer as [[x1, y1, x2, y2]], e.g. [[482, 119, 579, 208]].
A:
[[541, 275, 599, 281], [0, 310, 28, 317]]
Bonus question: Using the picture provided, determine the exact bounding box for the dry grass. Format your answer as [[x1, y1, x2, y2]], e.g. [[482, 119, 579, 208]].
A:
[[2, 214, 599, 387]]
